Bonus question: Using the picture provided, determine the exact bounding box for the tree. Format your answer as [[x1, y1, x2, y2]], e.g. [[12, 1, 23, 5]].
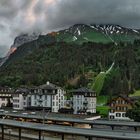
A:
[[126, 101, 140, 122]]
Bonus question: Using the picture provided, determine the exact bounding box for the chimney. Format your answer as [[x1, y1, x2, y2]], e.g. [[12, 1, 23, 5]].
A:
[[46, 81, 50, 85]]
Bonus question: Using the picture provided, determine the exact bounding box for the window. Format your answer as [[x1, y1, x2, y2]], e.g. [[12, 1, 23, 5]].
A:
[[53, 96, 55, 100], [45, 95, 47, 100], [110, 115, 114, 119], [56, 102, 58, 106], [77, 100, 79, 105], [61, 102, 63, 106], [116, 106, 120, 111], [111, 109, 115, 113], [122, 100, 125, 104], [61, 96, 63, 100], [122, 113, 126, 117], [116, 113, 121, 117], [52, 102, 55, 106], [34, 95, 37, 99], [111, 103, 114, 107], [56, 96, 58, 100], [118, 100, 120, 104], [45, 101, 47, 106], [123, 107, 127, 111]]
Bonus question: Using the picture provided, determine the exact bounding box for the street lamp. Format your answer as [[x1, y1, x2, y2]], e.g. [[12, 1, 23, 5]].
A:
[[37, 95, 46, 140]]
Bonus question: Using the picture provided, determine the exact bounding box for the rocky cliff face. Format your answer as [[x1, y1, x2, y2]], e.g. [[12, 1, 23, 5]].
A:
[[0, 33, 39, 67], [11, 33, 39, 49]]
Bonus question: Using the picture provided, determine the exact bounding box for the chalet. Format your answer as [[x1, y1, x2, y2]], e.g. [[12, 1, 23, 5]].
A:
[[71, 87, 96, 114], [109, 95, 133, 120], [0, 87, 13, 108]]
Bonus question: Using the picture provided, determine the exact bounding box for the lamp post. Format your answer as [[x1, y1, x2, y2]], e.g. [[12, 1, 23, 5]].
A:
[[38, 94, 46, 140]]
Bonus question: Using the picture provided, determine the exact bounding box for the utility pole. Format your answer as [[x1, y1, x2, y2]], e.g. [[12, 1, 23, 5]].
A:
[[38, 94, 45, 140], [42, 106, 45, 140]]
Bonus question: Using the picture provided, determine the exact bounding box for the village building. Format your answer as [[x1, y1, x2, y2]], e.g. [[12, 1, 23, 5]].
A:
[[0, 87, 13, 108], [109, 95, 133, 120], [71, 87, 96, 114], [13, 87, 30, 110], [30, 82, 65, 112]]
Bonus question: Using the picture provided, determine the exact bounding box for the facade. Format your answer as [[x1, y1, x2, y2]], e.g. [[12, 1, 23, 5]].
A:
[[72, 87, 96, 114], [30, 82, 65, 112], [109, 96, 133, 120], [13, 87, 30, 110], [0, 87, 13, 108]]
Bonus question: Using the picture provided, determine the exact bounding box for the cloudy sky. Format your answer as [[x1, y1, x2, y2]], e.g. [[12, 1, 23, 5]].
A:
[[0, 0, 140, 57]]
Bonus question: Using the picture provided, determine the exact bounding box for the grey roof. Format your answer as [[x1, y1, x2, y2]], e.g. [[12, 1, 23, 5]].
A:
[[31, 82, 59, 90], [72, 87, 95, 94], [15, 87, 30, 94], [39, 83, 58, 90], [0, 87, 14, 93]]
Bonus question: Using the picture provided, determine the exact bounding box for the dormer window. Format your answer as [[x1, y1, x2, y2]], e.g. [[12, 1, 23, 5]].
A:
[[111, 103, 114, 107]]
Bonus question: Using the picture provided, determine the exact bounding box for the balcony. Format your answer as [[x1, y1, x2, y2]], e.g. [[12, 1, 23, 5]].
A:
[[83, 101, 88, 105]]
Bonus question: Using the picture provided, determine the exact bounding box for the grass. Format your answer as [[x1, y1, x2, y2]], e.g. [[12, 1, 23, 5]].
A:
[[129, 90, 140, 97], [91, 72, 106, 96], [56, 29, 140, 47], [96, 95, 110, 118], [96, 106, 110, 117], [97, 95, 109, 105]]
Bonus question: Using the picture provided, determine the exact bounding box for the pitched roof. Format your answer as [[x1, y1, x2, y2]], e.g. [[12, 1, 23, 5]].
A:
[[38, 82, 58, 90], [110, 95, 133, 105], [72, 87, 95, 93], [30, 82, 62, 91], [15, 87, 30, 94]]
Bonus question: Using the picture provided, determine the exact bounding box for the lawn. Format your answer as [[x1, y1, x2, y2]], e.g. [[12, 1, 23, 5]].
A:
[[97, 95, 109, 105], [96, 96, 110, 118], [129, 90, 140, 97], [96, 106, 110, 117]]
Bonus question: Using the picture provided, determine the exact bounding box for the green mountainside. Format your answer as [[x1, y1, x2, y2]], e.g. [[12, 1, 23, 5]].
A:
[[0, 24, 140, 97], [56, 24, 140, 44]]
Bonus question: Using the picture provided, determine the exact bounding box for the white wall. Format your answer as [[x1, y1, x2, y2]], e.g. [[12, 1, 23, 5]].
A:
[[13, 94, 24, 110], [109, 112, 130, 120], [73, 95, 96, 114]]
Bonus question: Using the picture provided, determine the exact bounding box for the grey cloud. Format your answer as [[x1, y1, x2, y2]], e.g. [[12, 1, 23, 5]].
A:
[[0, 45, 9, 57], [0, 0, 140, 57], [46, 0, 140, 29]]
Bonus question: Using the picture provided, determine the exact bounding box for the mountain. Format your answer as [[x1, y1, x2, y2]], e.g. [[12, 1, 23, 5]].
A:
[[55, 24, 140, 45], [11, 33, 39, 49], [1, 24, 140, 67], [0, 24, 140, 97], [0, 33, 39, 67]]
